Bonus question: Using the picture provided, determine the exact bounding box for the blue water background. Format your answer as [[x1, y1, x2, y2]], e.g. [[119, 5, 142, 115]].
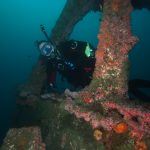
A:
[[0, 0, 150, 143]]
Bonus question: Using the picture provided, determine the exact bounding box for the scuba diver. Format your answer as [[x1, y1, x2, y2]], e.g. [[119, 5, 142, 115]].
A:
[[36, 25, 96, 97]]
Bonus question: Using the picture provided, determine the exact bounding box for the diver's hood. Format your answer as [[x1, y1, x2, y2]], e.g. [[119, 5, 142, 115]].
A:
[[39, 42, 54, 57]]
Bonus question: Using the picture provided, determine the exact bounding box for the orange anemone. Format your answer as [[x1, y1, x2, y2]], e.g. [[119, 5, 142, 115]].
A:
[[113, 122, 128, 134], [93, 129, 103, 141]]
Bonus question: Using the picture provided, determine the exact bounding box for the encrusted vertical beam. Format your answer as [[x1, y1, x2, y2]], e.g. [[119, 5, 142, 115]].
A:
[[86, 0, 138, 102]]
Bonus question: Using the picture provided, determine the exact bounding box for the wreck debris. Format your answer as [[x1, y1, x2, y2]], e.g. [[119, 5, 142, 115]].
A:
[[1, 127, 45, 150]]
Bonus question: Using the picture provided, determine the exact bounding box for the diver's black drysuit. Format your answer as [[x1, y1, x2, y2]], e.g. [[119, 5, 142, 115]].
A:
[[40, 40, 96, 92]]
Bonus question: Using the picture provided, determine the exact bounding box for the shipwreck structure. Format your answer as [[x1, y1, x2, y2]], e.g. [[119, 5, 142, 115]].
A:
[[1, 0, 150, 149]]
